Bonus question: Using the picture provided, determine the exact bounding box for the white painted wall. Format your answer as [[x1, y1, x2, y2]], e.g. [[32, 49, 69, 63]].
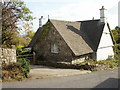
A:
[[97, 46, 114, 60], [97, 23, 114, 61]]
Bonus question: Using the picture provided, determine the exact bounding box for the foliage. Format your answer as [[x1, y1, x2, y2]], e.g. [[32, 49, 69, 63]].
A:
[[17, 49, 30, 55], [114, 44, 120, 55], [16, 45, 30, 55], [39, 22, 51, 39], [2, 58, 30, 81], [97, 58, 119, 68], [74, 58, 119, 71], [2, 62, 22, 72], [111, 30, 120, 44], [24, 30, 35, 39], [2, 0, 34, 48], [16, 45, 31, 55], [2, 62, 24, 81], [111, 28, 120, 64], [16, 45, 23, 55], [115, 26, 120, 30], [22, 23, 35, 39], [17, 58, 30, 78]]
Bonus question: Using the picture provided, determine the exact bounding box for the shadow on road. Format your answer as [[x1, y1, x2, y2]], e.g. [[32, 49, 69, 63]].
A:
[[92, 78, 119, 89]]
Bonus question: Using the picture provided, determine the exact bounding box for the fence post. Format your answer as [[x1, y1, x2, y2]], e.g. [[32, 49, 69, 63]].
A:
[[33, 52, 36, 64]]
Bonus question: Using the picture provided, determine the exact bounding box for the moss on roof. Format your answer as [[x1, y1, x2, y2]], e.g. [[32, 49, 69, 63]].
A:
[[39, 22, 51, 39]]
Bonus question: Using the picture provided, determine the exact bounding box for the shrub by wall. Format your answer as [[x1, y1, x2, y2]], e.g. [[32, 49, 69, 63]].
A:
[[2, 58, 30, 81]]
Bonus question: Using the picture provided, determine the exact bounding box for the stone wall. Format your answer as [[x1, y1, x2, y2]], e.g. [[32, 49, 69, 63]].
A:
[[0, 48, 16, 64]]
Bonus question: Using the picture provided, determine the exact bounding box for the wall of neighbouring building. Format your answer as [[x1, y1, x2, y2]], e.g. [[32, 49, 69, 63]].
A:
[[0, 48, 17, 64]]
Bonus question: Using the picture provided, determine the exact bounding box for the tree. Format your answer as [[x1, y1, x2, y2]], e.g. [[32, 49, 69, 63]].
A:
[[115, 26, 120, 30], [111, 27, 120, 60], [22, 23, 35, 39], [2, 0, 34, 48], [25, 30, 35, 39]]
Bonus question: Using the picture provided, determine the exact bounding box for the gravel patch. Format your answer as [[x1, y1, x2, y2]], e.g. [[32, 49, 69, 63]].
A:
[[29, 65, 91, 79]]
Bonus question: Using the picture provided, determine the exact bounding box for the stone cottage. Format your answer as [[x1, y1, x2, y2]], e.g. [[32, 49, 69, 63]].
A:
[[28, 6, 114, 63]]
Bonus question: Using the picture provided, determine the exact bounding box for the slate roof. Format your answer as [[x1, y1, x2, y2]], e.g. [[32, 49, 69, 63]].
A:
[[50, 19, 93, 56], [79, 20, 105, 51], [29, 19, 105, 56]]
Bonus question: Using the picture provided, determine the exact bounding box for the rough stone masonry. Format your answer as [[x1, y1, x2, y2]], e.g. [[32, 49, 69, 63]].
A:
[[0, 48, 16, 64]]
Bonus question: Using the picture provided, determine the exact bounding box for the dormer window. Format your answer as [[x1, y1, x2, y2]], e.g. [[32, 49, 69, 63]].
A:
[[51, 43, 59, 53]]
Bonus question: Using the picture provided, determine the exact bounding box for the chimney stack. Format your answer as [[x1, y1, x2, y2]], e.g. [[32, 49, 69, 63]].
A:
[[99, 6, 107, 23], [39, 16, 43, 27]]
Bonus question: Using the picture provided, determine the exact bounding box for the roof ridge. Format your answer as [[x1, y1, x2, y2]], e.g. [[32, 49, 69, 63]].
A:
[[49, 19, 77, 23], [77, 19, 100, 22], [50, 19, 100, 23]]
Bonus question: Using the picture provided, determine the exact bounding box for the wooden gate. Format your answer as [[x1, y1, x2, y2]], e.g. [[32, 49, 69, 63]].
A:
[[17, 52, 36, 64]]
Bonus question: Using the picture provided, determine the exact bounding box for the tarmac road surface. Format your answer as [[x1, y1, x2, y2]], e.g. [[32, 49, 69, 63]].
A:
[[2, 68, 119, 88]]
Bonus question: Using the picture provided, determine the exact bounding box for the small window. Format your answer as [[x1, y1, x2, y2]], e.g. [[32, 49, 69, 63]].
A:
[[108, 55, 113, 59], [51, 43, 59, 53]]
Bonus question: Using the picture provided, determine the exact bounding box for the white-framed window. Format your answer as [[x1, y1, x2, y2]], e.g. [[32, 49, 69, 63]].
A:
[[51, 43, 59, 53]]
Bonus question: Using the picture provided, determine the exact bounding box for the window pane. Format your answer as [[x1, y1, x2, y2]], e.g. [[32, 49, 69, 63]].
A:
[[51, 43, 59, 53], [54, 44, 58, 53]]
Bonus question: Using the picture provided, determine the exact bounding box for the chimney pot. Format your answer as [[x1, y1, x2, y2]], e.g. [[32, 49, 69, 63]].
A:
[[39, 16, 43, 27], [102, 6, 104, 9], [99, 6, 107, 23]]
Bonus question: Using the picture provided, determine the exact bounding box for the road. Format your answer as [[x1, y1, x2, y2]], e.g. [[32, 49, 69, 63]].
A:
[[2, 68, 119, 88]]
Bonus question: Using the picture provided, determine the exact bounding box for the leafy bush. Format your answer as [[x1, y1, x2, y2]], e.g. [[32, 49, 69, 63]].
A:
[[97, 58, 118, 68], [17, 58, 30, 78], [2, 58, 30, 81], [16, 45, 31, 55], [114, 44, 120, 55], [111, 30, 120, 44], [16, 45, 24, 55], [73, 58, 119, 71]]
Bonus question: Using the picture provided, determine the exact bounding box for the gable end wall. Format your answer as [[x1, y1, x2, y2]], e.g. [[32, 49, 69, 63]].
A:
[[33, 22, 74, 62], [97, 23, 114, 60]]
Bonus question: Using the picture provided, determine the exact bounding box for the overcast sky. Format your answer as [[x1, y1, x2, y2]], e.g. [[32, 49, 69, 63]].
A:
[[23, 0, 119, 31]]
